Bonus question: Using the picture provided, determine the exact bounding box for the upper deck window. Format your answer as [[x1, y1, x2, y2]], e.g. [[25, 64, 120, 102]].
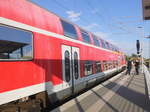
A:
[[93, 35, 100, 46], [80, 29, 91, 44], [111, 46, 115, 51], [106, 42, 111, 50], [0, 25, 33, 61], [61, 20, 77, 39], [112, 45, 117, 51], [101, 40, 106, 49], [116, 48, 119, 52]]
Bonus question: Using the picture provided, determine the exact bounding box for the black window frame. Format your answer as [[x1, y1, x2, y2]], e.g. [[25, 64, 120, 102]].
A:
[[95, 61, 102, 73], [84, 60, 93, 76], [61, 20, 78, 40], [0, 24, 33, 62]]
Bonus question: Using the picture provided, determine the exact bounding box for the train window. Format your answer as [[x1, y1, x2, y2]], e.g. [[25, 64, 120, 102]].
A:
[[101, 40, 106, 49], [106, 42, 111, 50], [108, 62, 110, 69], [0, 25, 33, 60], [106, 62, 109, 70], [112, 46, 116, 51], [103, 61, 107, 71], [61, 20, 77, 39], [115, 48, 119, 52], [95, 61, 102, 73], [116, 61, 118, 66], [109, 61, 113, 69], [113, 61, 115, 68], [84, 61, 93, 75], [80, 30, 91, 44], [74, 52, 79, 79], [65, 51, 71, 82], [114, 61, 118, 68], [93, 36, 100, 46]]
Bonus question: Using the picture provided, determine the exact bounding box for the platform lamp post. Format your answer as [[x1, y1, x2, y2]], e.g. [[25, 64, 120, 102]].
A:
[[137, 26, 144, 73]]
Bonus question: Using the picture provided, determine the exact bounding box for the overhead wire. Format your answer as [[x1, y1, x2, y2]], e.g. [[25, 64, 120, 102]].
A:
[[84, 0, 113, 32], [53, 0, 92, 26], [89, 0, 139, 36]]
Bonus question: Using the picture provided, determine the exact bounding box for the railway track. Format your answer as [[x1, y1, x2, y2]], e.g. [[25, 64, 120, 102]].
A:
[[0, 99, 43, 112]]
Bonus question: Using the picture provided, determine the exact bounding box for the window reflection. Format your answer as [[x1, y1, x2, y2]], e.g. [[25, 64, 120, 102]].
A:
[[61, 20, 77, 39], [0, 25, 33, 60], [84, 61, 93, 75], [65, 51, 71, 82], [81, 30, 91, 44], [74, 52, 79, 79]]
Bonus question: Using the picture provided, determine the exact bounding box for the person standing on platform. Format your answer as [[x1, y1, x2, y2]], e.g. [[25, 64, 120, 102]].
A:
[[126, 60, 132, 75], [135, 60, 140, 75]]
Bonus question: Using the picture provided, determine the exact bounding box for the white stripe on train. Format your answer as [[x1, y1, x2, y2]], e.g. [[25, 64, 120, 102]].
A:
[[0, 66, 124, 105], [0, 17, 124, 105], [0, 17, 119, 54]]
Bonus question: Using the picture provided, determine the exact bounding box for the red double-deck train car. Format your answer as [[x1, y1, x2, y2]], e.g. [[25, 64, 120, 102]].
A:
[[0, 0, 126, 110]]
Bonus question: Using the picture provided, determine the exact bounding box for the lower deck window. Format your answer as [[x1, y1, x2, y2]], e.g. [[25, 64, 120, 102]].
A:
[[108, 62, 113, 69], [113, 61, 116, 68], [103, 61, 108, 71], [95, 61, 102, 73], [84, 61, 93, 75], [0, 25, 33, 60]]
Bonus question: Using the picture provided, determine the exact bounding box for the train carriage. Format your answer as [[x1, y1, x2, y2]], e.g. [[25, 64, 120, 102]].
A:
[[0, 0, 126, 110]]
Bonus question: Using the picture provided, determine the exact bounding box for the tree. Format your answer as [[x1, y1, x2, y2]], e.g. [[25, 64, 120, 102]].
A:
[[125, 55, 130, 61], [131, 53, 138, 58]]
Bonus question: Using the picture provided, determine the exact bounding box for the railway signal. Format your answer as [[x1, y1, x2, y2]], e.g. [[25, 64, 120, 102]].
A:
[[136, 40, 140, 55]]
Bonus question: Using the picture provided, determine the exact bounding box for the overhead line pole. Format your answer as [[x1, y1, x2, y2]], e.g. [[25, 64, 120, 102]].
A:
[[138, 26, 144, 73], [145, 36, 150, 68]]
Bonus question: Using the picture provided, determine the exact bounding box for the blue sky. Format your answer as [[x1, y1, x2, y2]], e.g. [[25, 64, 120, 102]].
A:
[[31, 0, 150, 58]]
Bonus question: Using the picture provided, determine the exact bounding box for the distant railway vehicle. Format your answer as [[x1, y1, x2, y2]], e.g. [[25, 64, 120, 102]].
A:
[[0, 0, 126, 111]]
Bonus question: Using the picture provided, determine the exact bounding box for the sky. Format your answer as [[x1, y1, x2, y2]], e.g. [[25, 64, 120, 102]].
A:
[[31, 0, 150, 58]]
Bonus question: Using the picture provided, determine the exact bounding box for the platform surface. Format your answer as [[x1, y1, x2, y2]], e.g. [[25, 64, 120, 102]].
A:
[[51, 71, 150, 112]]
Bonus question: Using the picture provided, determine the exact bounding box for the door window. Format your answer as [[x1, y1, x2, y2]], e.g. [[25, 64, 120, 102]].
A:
[[65, 51, 71, 82], [74, 52, 79, 79]]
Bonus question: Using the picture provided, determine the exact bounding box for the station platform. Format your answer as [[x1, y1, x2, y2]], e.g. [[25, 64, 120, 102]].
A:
[[52, 67, 150, 112]]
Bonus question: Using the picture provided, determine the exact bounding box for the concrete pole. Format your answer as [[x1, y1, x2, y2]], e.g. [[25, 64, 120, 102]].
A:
[[146, 36, 150, 69], [138, 26, 144, 73], [149, 39, 150, 68]]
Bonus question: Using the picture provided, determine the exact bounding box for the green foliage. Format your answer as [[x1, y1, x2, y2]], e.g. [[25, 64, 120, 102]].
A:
[[125, 55, 130, 61], [131, 53, 138, 57]]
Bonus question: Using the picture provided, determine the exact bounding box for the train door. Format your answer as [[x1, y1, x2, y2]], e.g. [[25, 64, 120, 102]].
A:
[[62, 45, 80, 93], [72, 46, 80, 92]]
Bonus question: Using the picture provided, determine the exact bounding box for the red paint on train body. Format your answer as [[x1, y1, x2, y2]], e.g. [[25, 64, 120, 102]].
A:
[[0, 0, 126, 105]]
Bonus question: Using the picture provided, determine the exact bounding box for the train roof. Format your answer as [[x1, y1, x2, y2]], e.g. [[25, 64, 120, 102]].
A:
[[0, 0, 123, 53], [28, 1, 119, 51]]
